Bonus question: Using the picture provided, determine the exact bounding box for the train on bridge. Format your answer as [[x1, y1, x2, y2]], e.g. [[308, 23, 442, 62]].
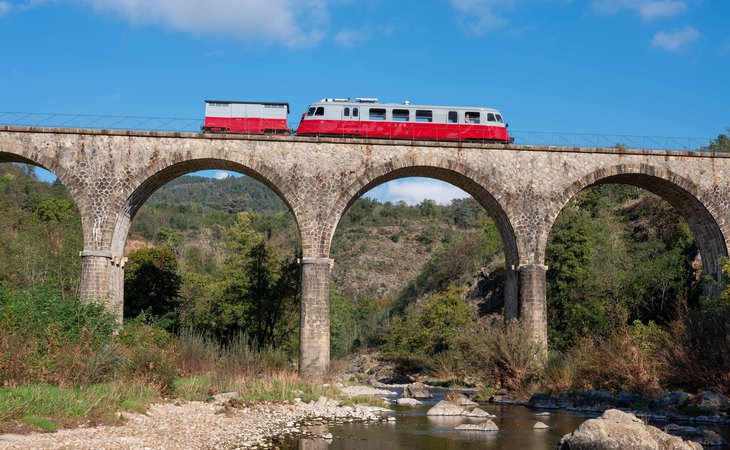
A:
[[202, 98, 511, 143]]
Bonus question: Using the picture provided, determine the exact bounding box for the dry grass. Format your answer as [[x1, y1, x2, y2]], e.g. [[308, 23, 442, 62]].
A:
[[660, 311, 730, 394]]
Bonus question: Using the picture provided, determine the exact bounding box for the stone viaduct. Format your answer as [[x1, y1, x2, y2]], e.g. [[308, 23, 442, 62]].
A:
[[2, 126, 729, 377]]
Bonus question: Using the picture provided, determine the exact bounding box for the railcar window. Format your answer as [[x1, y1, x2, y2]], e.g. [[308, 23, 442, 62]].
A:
[[315, 107, 325, 116], [393, 109, 409, 122], [209, 102, 229, 107], [344, 107, 350, 117], [496, 114, 504, 123], [448, 111, 458, 124], [369, 108, 386, 121], [307, 107, 316, 116], [487, 113, 496, 122], [465, 112, 480, 124], [353, 108, 359, 117], [416, 110, 433, 123]]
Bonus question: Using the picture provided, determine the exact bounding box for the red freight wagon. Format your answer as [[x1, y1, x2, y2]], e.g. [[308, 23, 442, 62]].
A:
[[296, 98, 510, 142], [202, 100, 290, 134]]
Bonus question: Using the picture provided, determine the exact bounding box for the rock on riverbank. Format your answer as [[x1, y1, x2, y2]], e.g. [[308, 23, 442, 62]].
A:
[[0, 397, 392, 450], [557, 409, 702, 450]]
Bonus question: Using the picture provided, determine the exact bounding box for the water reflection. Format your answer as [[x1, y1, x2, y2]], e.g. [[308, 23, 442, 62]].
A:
[[280, 396, 730, 450]]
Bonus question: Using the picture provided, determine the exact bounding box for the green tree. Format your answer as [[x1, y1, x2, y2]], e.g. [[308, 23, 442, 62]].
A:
[[546, 205, 616, 350], [124, 246, 182, 327], [330, 288, 359, 357], [206, 212, 300, 349], [383, 285, 474, 360], [702, 128, 730, 153]]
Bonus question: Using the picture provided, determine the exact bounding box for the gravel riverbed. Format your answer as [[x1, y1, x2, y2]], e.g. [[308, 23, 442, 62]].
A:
[[0, 395, 391, 450]]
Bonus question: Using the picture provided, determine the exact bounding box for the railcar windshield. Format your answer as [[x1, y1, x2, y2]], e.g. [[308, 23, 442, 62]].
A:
[[496, 114, 504, 123], [307, 107, 316, 116]]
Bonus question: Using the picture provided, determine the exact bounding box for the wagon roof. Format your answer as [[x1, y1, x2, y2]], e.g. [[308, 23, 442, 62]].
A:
[[205, 100, 290, 113], [308, 101, 501, 112]]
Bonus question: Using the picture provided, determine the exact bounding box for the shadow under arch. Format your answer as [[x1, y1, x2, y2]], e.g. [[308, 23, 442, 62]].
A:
[[545, 164, 729, 281], [321, 164, 521, 319]]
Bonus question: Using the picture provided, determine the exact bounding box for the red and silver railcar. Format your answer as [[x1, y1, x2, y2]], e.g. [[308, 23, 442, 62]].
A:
[[202, 100, 290, 134], [296, 98, 510, 142]]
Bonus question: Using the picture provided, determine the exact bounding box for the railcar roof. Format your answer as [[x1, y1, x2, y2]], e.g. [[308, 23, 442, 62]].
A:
[[205, 100, 290, 113], [307, 101, 501, 112]]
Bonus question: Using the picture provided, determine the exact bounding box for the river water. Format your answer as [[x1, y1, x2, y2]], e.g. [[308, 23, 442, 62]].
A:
[[280, 389, 730, 450]]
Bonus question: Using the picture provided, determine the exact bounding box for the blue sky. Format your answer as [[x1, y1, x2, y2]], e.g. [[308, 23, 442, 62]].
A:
[[2, 0, 729, 204]]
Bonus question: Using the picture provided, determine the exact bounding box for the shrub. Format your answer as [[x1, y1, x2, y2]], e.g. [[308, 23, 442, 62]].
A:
[[451, 321, 544, 391], [0, 286, 118, 387], [568, 328, 661, 395], [175, 328, 219, 376], [660, 309, 730, 394], [541, 352, 574, 393], [381, 286, 474, 363], [118, 323, 177, 394]]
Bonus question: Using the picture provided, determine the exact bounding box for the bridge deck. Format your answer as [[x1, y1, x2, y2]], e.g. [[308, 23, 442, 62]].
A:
[[1, 125, 724, 159]]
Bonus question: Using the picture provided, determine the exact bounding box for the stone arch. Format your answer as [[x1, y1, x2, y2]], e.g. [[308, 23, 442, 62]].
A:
[[542, 163, 729, 280], [0, 149, 93, 242], [109, 157, 303, 258], [103, 157, 305, 322], [320, 160, 521, 320], [322, 163, 519, 267]]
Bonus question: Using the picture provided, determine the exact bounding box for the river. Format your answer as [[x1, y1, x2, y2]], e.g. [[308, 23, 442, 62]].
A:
[[280, 389, 730, 450]]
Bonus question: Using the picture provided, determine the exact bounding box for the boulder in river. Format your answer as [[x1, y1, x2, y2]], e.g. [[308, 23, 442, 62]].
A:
[[534, 422, 549, 429], [463, 407, 494, 418], [664, 423, 727, 447], [426, 400, 466, 416], [455, 395, 478, 407], [396, 398, 423, 407], [556, 409, 702, 450], [699, 391, 729, 412], [528, 393, 560, 409], [403, 382, 432, 399], [455, 420, 498, 432], [653, 391, 691, 410]]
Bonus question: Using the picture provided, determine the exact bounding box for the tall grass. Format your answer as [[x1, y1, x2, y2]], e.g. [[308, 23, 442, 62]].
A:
[[435, 321, 544, 392], [174, 328, 294, 397], [0, 383, 156, 426]]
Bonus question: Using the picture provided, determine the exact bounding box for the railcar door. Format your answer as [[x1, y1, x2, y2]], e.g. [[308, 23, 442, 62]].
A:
[[351, 107, 360, 136], [341, 106, 360, 136]]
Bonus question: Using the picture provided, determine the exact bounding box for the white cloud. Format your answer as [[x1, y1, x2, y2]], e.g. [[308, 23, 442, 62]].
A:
[[364, 178, 470, 206], [334, 25, 393, 47], [81, 0, 329, 48], [650, 26, 700, 53], [213, 170, 231, 180], [449, 0, 516, 34], [0, 0, 50, 16], [591, 0, 687, 21]]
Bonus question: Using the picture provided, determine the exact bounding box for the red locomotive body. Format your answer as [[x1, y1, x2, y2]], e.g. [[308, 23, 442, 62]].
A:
[[295, 98, 510, 142], [202, 100, 290, 134]]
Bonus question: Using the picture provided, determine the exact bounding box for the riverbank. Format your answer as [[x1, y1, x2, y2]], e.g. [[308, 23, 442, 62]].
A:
[[0, 394, 392, 449]]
